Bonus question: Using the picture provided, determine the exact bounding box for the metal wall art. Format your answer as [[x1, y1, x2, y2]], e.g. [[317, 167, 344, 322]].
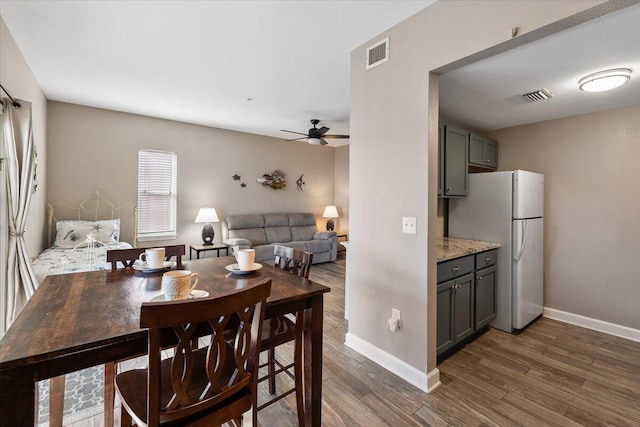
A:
[[257, 170, 286, 190]]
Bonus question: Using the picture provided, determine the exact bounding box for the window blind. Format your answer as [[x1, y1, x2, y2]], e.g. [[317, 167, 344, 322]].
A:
[[137, 149, 177, 240]]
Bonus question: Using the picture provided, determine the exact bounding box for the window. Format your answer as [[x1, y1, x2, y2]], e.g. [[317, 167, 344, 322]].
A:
[[137, 149, 177, 241]]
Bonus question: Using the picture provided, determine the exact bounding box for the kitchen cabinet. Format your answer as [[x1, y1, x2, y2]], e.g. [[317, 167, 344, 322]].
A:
[[437, 249, 498, 356], [441, 124, 468, 197], [438, 124, 444, 196], [469, 133, 498, 169]]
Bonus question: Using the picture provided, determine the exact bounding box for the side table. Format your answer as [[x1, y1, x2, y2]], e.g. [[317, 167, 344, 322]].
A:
[[190, 244, 229, 260], [337, 234, 348, 252]]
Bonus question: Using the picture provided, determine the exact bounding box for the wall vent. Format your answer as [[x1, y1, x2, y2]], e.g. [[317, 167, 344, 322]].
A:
[[521, 88, 554, 102], [366, 37, 389, 70]]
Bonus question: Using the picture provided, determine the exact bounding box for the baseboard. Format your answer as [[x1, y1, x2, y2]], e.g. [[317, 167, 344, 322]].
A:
[[345, 333, 440, 393], [543, 307, 640, 342]]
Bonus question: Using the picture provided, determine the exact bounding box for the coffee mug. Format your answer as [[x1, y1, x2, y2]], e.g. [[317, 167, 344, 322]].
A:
[[139, 248, 165, 269], [235, 249, 255, 271], [161, 270, 200, 300]]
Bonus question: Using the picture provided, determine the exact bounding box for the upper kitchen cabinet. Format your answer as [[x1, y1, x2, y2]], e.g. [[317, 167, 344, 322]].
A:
[[469, 133, 498, 170], [441, 124, 468, 197]]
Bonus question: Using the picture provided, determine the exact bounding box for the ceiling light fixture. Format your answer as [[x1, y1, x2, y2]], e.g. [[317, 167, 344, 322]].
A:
[[308, 138, 322, 145], [578, 68, 631, 92]]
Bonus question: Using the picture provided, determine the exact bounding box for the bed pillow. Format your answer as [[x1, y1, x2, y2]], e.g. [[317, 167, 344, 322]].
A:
[[54, 219, 121, 248]]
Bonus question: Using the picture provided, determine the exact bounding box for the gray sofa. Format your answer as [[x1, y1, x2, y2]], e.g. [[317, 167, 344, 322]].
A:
[[223, 213, 337, 264]]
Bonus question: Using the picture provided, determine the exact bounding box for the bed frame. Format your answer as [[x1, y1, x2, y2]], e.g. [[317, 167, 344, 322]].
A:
[[47, 191, 137, 248]]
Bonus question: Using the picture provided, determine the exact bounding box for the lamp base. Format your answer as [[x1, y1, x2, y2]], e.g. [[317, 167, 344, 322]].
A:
[[326, 219, 335, 231], [201, 223, 215, 246]]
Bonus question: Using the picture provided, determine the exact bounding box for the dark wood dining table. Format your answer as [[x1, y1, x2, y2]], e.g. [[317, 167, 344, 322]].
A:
[[0, 256, 330, 426]]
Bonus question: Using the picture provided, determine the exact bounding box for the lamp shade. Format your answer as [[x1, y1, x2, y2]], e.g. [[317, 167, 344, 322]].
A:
[[195, 207, 219, 223], [322, 205, 339, 218]]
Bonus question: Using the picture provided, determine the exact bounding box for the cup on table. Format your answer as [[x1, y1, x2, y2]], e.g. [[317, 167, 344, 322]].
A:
[[139, 248, 165, 269], [235, 249, 255, 271], [161, 270, 200, 300]]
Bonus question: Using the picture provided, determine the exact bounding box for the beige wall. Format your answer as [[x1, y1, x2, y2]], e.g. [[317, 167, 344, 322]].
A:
[[486, 105, 640, 330], [47, 102, 337, 247], [349, 0, 608, 383], [0, 16, 48, 255], [334, 145, 349, 234]]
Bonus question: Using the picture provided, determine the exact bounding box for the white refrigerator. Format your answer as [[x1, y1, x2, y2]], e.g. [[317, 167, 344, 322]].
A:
[[449, 170, 544, 332]]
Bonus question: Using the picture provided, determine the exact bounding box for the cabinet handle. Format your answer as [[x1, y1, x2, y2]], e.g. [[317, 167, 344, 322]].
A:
[[485, 257, 492, 263], [477, 276, 482, 280], [452, 266, 459, 273], [446, 187, 452, 193]]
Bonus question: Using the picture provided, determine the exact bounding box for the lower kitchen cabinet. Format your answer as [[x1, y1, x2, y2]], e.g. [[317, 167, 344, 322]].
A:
[[437, 249, 497, 357]]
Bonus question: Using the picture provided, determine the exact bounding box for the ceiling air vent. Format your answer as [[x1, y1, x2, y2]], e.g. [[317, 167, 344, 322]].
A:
[[366, 37, 389, 70], [521, 88, 554, 102]]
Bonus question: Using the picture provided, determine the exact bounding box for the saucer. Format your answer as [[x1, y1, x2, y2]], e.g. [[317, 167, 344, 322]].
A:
[[150, 289, 209, 302], [133, 261, 174, 273], [225, 263, 263, 274]]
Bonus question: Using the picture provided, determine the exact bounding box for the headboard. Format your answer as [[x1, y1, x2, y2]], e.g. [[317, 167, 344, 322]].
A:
[[47, 191, 137, 247]]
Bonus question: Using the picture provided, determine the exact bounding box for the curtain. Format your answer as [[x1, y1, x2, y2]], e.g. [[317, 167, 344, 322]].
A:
[[1, 98, 38, 336]]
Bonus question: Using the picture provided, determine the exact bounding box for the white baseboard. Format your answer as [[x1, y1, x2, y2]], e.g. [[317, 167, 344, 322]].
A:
[[543, 307, 640, 342], [345, 333, 440, 393]]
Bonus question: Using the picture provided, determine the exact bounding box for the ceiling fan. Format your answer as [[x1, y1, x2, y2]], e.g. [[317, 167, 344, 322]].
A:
[[280, 119, 349, 145]]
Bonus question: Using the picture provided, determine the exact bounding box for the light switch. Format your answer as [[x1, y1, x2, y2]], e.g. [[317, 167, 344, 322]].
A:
[[402, 217, 416, 234]]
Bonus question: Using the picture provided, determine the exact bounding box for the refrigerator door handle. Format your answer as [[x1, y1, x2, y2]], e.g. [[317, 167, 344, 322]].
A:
[[514, 220, 528, 262]]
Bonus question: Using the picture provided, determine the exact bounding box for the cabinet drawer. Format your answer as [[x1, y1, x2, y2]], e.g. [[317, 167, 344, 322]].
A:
[[437, 255, 474, 283], [475, 249, 498, 269]]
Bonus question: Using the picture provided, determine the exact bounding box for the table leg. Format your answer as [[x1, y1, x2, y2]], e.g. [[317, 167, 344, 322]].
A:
[[304, 295, 323, 427], [0, 366, 36, 426]]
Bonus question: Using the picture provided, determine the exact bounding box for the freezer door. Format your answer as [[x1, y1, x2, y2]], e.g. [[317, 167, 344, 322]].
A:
[[512, 218, 544, 329], [513, 170, 544, 219]]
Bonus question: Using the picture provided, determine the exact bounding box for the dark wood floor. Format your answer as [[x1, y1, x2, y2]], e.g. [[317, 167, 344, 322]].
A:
[[70, 254, 640, 426]]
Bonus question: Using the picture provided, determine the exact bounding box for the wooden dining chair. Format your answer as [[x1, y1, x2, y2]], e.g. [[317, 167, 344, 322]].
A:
[[115, 279, 271, 427], [48, 244, 186, 427], [256, 245, 312, 426]]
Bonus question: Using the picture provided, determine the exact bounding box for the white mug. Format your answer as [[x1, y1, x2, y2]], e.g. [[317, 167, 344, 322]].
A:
[[235, 249, 255, 271], [161, 270, 200, 300], [139, 248, 165, 269]]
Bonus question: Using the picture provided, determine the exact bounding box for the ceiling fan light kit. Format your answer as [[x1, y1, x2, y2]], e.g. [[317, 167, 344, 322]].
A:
[[280, 119, 349, 146], [578, 68, 631, 92]]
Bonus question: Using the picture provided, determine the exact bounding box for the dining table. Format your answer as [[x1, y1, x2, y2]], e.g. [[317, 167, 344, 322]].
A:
[[0, 256, 330, 426]]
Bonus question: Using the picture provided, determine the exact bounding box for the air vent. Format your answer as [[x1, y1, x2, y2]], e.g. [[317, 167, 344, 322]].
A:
[[366, 37, 389, 70], [521, 88, 554, 102]]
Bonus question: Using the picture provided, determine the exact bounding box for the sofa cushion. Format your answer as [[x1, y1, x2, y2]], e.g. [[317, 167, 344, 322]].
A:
[[266, 226, 292, 244], [306, 239, 331, 254], [288, 213, 315, 227], [264, 214, 289, 227], [291, 225, 316, 241], [227, 214, 265, 230], [281, 241, 308, 252], [228, 227, 267, 246]]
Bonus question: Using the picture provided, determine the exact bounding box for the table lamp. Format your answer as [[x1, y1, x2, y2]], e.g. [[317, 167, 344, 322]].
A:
[[195, 207, 219, 246], [322, 205, 339, 231]]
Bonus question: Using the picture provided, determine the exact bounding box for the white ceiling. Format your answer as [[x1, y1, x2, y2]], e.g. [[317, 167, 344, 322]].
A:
[[0, 0, 435, 146], [1, 1, 638, 142], [439, 3, 640, 131]]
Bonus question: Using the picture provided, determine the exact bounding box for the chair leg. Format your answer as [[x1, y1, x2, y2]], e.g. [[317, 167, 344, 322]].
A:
[[294, 328, 305, 427], [120, 404, 133, 427], [267, 347, 276, 394], [104, 362, 116, 427], [49, 375, 65, 427]]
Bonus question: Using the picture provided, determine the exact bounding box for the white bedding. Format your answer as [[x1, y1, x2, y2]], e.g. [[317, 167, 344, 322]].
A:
[[33, 242, 133, 283]]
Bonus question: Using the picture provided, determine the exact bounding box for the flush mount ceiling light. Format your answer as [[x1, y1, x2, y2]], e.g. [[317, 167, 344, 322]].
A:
[[579, 68, 631, 92]]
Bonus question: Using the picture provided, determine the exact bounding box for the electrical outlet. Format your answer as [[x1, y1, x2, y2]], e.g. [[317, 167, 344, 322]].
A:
[[387, 308, 402, 331], [402, 217, 416, 234], [392, 308, 401, 320]]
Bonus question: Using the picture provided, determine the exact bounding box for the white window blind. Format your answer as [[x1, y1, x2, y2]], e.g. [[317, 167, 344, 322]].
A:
[[137, 149, 177, 241]]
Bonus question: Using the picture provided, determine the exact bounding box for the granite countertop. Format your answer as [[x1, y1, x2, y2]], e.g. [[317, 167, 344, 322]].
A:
[[437, 237, 501, 262]]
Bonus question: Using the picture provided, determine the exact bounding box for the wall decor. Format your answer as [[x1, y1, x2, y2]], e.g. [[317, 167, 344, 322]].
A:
[[232, 174, 241, 181], [257, 170, 286, 190], [296, 174, 305, 191], [240, 183, 246, 188]]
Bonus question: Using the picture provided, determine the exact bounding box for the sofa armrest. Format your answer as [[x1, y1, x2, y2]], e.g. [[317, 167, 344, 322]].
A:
[[313, 231, 337, 240], [223, 238, 252, 255]]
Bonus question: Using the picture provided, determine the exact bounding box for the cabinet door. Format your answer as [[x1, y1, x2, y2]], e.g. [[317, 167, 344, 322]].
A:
[[469, 133, 485, 166], [443, 125, 468, 197], [453, 273, 474, 342], [475, 265, 497, 329], [438, 124, 443, 196], [483, 139, 498, 169], [437, 281, 454, 355]]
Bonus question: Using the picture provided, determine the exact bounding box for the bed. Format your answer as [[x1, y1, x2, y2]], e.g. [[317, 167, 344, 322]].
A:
[[32, 191, 137, 283]]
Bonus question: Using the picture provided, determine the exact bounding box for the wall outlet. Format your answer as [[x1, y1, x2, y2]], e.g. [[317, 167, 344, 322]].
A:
[[392, 308, 401, 320], [402, 217, 416, 234], [387, 308, 402, 331]]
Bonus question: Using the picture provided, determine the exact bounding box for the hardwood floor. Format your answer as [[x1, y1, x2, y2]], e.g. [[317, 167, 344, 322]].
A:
[[68, 255, 640, 426]]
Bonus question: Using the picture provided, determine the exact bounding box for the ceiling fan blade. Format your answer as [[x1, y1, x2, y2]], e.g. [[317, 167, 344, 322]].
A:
[[280, 129, 309, 137], [320, 138, 329, 145], [285, 137, 308, 142], [323, 134, 350, 139], [317, 126, 330, 136]]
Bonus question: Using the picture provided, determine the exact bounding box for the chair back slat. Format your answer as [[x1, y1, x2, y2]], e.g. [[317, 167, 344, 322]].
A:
[[141, 279, 271, 425], [273, 245, 313, 279], [106, 244, 185, 270]]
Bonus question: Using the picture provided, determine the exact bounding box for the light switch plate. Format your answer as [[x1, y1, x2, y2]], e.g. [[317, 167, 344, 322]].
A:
[[402, 217, 416, 234]]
